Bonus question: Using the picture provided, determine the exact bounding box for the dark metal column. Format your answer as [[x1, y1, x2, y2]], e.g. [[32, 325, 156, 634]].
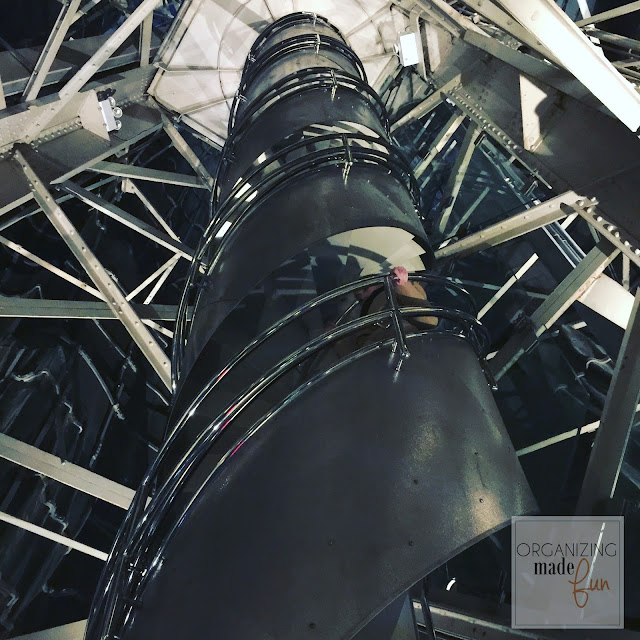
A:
[[84, 15, 536, 640]]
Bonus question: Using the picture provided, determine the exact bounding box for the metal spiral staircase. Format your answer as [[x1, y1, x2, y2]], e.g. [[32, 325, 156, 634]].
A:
[[85, 13, 536, 640]]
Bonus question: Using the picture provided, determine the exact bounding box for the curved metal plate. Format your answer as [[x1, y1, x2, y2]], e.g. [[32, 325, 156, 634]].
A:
[[122, 334, 536, 640]]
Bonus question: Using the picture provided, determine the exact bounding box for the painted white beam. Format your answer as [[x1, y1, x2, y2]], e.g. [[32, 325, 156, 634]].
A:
[[496, 0, 640, 133], [22, 0, 83, 102], [0, 511, 108, 561], [0, 433, 134, 510], [90, 161, 208, 189], [490, 240, 620, 380], [437, 122, 481, 234], [9, 620, 86, 640], [576, 1, 640, 26]]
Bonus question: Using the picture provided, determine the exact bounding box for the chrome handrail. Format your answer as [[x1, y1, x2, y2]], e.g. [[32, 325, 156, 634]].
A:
[[86, 276, 486, 639], [172, 135, 421, 382]]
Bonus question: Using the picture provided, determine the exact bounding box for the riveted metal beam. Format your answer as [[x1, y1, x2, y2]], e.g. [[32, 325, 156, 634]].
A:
[[0, 433, 134, 510], [435, 191, 583, 259], [14, 149, 172, 390]]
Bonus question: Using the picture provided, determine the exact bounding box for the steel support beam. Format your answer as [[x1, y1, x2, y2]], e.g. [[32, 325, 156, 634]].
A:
[[70, 0, 104, 24], [458, 0, 559, 64], [161, 115, 214, 189], [21, 0, 83, 102], [390, 75, 461, 131], [490, 239, 620, 380], [586, 28, 640, 55], [571, 202, 640, 268], [0, 510, 108, 561], [497, 0, 640, 133], [413, 112, 465, 179], [121, 178, 179, 239], [0, 297, 187, 321], [89, 161, 209, 189], [448, 185, 490, 237], [14, 150, 172, 390], [139, 12, 153, 67], [576, 289, 640, 515], [435, 191, 582, 260], [0, 433, 134, 510], [517, 418, 602, 458], [0, 72, 6, 110], [126, 256, 180, 301], [22, 0, 158, 142], [143, 255, 179, 305], [9, 620, 87, 640], [0, 234, 103, 299], [576, 1, 640, 26], [61, 181, 194, 259], [437, 122, 481, 234]]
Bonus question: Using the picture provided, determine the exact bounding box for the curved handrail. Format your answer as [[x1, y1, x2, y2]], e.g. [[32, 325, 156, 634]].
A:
[[248, 12, 345, 60], [226, 67, 390, 155], [230, 33, 366, 137], [172, 136, 421, 381], [87, 275, 487, 639]]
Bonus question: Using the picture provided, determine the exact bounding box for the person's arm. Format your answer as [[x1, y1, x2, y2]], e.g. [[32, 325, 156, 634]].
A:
[[391, 267, 438, 326]]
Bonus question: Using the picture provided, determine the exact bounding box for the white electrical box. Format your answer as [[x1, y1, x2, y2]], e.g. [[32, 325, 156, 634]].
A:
[[398, 32, 420, 67]]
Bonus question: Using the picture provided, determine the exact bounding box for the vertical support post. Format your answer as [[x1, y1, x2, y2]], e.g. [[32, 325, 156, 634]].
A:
[[22, 0, 83, 102], [437, 123, 481, 234], [576, 289, 640, 515], [622, 255, 631, 290], [14, 150, 172, 390]]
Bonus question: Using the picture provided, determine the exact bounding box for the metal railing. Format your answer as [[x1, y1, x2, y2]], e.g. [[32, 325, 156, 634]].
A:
[[172, 132, 422, 385], [85, 273, 488, 640]]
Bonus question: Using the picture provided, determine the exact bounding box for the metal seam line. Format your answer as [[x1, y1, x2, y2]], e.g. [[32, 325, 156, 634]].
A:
[[0, 433, 134, 510], [14, 150, 172, 390], [0, 510, 108, 561]]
